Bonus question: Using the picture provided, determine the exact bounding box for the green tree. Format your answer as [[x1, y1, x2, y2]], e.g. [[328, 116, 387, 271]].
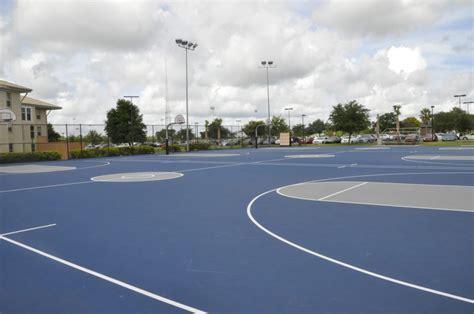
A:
[[242, 120, 266, 139], [291, 123, 305, 137], [401, 116, 421, 128], [377, 112, 397, 132], [329, 100, 370, 142], [105, 99, 146, 145], [270, 115, 289, 136], [307, 119, 326, 135], [84, 130, 104, 145], [47, 123, 61, 142], [207, 118, 232, 140], [155, 128, 177, 143], [176, 128, 195, 141]]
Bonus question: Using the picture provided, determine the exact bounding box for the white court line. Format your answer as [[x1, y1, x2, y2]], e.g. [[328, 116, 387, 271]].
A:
[[1, 223, 57, 236], [0, 181, 94, 194], [0, 236, 206, 313], [248, 171, 474, 304], [318, 182, 368, 201], [430, 156, 441, 160], [401, 156, 474, 167]]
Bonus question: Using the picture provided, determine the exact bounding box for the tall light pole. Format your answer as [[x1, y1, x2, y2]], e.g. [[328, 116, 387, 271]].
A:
[[431, 105, 435, 141], [260, 60, 276, 146], [285, 107, 293, 146], [176, 39, 198, 152], [463, 101, 474, 114], [454, 94, 466, 108], [301, 114, 306, 145], [124, 96, 139, 139]]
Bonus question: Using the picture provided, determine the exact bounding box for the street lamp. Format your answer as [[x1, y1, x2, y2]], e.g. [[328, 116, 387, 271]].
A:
[[260, 60, 276, 146], [285, 107, 293, 146], [124, 95, 139, 126], [463, 101, 474, 114], [431, 105, 435, 141], [176, 38, 198, 152], [301, 114, 306, 145], [454, 94, 466, 108]]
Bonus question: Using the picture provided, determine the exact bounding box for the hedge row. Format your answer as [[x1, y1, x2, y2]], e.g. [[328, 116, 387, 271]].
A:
[[189, 143, 211, 151], [70, 145, 155, 159], [161, 144, 182, 152], [0, 151, 62, 164]]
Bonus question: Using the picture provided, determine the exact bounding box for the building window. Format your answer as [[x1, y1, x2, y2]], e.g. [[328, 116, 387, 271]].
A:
[[9, 143, 13, 152], [31, 143, 36, 152], [6, 92, 11, 107], [30, 125, 35, 138], [37, 126, 42, 136], [8, 126, 12, 132], [37, 114, 41, 120], [21, 106, 32, 121]]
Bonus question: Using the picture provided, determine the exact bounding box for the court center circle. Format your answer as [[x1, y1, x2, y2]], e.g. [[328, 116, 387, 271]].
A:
[[91, 172, 183, 182]]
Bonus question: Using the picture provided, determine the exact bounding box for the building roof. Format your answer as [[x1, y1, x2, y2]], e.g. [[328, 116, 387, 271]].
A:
[[0, 79, 33, 93], [22, 96, 62, 110]]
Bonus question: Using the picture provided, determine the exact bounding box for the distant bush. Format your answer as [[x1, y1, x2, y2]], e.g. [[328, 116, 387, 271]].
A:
[[0, 151, 61, 163], [70, 145, 155, 159], [189, 142, 211, 151]]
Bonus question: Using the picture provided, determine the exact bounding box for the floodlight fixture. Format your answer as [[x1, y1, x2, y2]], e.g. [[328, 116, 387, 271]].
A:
[[175, 38, 199, 152], [268, 61, 273, 65], [261, 61, 266, 65]]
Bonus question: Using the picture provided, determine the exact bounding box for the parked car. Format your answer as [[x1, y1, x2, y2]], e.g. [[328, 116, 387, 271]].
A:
[[302, 137, 314, 144], [341, 136, 359, 144], [325, 136, 341, 144], [313, 136, 328, 144], [405, 133, 420, 143], [442, 133, 458, 141], [434, 133, 444, 141], [461, 133, 474, 140]]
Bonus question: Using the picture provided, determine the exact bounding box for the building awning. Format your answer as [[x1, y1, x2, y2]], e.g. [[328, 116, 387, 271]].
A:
[[22, 96, 62, 110], [0, 79, 33, 93]]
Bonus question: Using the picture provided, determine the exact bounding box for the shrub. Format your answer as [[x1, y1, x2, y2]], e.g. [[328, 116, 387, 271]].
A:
[[189, 142, 211, 151], [70, 145, 155, 159], [160, 144, 182, 153], [0, 151, 62, 163]]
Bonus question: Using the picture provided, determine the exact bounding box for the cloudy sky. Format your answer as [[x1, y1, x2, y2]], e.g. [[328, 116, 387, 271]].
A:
[[0, 0, 472, 126]]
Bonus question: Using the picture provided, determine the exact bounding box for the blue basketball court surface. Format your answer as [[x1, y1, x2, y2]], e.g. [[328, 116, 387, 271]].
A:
[[1, 145, 473, 313]]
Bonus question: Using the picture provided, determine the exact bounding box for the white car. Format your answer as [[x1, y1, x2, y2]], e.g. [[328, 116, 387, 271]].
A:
[[461, 133, 474, 140], [313, 136, 328, 144], [341, 136, 359, 144]]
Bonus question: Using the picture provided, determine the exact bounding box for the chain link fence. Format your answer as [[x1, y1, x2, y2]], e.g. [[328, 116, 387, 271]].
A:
[[0, 123, 251, 158]]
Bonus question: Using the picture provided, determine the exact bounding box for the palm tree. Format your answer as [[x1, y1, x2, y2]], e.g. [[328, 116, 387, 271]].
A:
[[393, 105, 402, 137], [419, 108, 431, 125]]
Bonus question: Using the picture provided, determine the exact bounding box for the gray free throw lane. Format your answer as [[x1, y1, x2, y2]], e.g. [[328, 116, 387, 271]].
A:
[[278, 181, 474, 212], [0, 164, 76, 173], [404, 155, 474, 161]]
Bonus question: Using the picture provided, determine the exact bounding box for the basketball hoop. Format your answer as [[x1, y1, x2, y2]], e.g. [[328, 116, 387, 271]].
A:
[[0, 108, 16, 129]]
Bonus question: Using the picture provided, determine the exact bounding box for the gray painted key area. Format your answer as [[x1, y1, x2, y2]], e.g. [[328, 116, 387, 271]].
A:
[[278, 181, 474, 212], [91, 172, 183, 182], [0, 164, 76, 173]]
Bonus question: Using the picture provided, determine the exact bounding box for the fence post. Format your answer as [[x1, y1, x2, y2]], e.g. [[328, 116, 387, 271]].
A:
[[79, 124, 83, 151], [65, 124, 70, 159]]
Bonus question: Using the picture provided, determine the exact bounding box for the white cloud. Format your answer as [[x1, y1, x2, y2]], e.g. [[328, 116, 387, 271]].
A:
[[0, 0, 472, 128], [387, 46, 427, 75]]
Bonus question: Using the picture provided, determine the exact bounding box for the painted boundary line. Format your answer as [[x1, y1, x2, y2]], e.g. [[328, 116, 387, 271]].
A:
[[401, 156, 474, 167], [0, 224, 206, 313], [247, 171, 474, 304], [0, 181, 94, 193], [318, 182, 368, 201]]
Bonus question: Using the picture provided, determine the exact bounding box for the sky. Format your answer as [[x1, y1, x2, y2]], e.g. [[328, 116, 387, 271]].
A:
[[0, 0, 473, 126]]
